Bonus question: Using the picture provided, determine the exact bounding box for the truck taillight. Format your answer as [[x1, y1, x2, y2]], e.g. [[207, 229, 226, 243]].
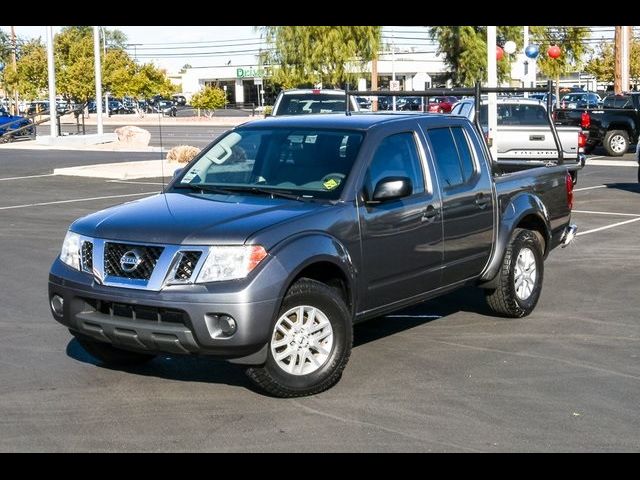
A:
[[578, 131, 587, 149], [566, 173, 574, 210], [580, 111, 591, 129]]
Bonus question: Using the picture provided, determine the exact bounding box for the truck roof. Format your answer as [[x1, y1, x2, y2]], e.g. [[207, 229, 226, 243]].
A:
[[240, 112, 462, 130]]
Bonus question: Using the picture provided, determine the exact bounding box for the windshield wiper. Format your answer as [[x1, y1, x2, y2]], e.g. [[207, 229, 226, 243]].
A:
[[223, 186, 310, 202], [173, 183, 237, 196]]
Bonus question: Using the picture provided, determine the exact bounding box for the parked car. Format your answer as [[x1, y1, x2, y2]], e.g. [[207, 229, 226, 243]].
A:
[[271, 89, 360, 116], [451, 97, 585, 184], [49, 107, 576, 397], [172, 94, 187, 106], [427, 96, 458, 113], [153, 99, 177, 117], [554, 93, 640, 156], [560, 92, 601, 109], [355, 96, 371, 111], [0, 107, 35, 140]]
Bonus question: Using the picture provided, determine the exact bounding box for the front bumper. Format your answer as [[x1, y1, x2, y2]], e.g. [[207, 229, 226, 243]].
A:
[[48, 257, 286, 364]]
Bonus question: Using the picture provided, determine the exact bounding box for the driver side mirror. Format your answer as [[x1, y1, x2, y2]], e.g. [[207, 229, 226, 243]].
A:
[[368, 176, 413, 203], [173, 168, 183, 179]]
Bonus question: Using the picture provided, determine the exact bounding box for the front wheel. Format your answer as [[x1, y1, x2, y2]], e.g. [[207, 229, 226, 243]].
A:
[[245, 278, 352, 397], [485, 228, 544, 318]]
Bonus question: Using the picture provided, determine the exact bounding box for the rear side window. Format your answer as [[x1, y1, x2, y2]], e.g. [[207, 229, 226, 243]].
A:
[[427, 127, 476, 189], [604, 96, 631, 108]]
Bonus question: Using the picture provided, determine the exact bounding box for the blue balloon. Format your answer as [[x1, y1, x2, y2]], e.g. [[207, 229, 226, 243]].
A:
[[525, 44, 540, 59]]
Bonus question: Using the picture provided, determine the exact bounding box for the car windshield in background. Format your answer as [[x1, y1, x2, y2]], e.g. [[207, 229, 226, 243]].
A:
[[277, 94, 347, 115], [479, 104, 548, 126], [177, 128, 364, 200]]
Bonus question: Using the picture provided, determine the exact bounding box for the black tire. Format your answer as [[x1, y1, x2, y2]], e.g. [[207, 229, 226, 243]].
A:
[[245, 278, 353, 398], [583, 143, 596, 155], [72, 331, 156, 366], [485, 228, 544, 318], [603, 129, 629, 157]]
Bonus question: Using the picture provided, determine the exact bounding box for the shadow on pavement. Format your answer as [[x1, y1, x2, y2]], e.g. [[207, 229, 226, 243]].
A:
[[66, 287, 494, 392], [605, 183, 640, 193]]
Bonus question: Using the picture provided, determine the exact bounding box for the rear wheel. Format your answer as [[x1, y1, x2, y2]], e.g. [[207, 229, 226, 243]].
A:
[[245, 278, 352, 398], [603, 130, 629, 157], [485, 228, 544, 318], [72, 331, 156, 366]]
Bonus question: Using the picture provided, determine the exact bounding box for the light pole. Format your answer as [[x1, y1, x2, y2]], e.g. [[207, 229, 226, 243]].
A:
[[487, 26, 498, 161], [46, 26, 57, 139], [391, 33, 396, 111], [93, 26, 104, 136]]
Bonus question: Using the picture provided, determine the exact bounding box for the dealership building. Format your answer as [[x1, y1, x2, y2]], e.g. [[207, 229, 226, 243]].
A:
[[178, 52, 451, 105], [178, 50, 601, 105]]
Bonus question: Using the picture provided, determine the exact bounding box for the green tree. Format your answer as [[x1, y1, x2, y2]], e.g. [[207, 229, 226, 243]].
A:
[[190, 86, 226, 117], [179, 64, 192, 74], [3, 39, 47, 99], [430, 26, 523, 86], [261, 26, 382, 89], [586, 39, 640, 86], [530, 26, 590, 106], [55, 26, 103, 104]]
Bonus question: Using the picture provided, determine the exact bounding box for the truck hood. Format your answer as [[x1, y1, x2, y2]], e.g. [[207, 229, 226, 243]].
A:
[[71, 192, 322, 245]]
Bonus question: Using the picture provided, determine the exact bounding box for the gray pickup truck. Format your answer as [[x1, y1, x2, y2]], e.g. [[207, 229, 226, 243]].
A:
[[451, 97, 585, 184], [49, 112, 576, 397]]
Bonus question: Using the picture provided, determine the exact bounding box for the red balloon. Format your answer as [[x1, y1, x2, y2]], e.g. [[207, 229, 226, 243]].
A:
[[548, 45, 561, 59], [496, 46, 504, 61]]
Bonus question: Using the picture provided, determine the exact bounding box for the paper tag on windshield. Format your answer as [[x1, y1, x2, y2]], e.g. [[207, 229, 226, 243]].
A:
[[323, 178, 340, 190]]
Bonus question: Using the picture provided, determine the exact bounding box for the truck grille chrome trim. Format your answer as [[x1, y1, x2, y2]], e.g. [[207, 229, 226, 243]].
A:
[[86, 238, 210, 291], [80, 240, 93, 273]]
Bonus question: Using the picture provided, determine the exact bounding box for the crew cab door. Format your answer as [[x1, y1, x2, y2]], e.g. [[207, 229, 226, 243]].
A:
[[421, 122, 495, 286], [357, 130, 444, 310]]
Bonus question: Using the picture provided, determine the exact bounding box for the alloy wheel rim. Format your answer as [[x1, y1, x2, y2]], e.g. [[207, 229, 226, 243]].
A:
[[514, 247, 537, 301], [611, 135, 626, 153], [270, 305, 334, 376]]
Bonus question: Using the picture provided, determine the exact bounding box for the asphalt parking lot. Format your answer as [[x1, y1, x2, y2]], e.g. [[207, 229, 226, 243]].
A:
[[0, 148, 638, 452]]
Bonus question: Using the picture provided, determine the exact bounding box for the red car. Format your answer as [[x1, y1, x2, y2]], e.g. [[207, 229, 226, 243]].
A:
[[427, 96, 458, 113]]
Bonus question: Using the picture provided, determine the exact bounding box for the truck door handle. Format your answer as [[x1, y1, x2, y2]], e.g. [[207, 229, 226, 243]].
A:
[[421, 205, 439, 223], [530, 135, 545, 141], [475, 193, 491, 209]]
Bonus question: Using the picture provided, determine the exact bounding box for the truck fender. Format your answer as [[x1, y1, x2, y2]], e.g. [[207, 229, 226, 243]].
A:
[[268, 232, 357, 313], [479, 192, 551, 286]]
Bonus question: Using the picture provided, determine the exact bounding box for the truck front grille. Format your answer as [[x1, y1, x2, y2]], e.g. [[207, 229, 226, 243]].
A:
[[174, 251, 202, 281], [104, 242, 164, 280]]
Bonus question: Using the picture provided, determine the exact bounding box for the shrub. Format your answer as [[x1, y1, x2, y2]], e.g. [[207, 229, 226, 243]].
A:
[[166, 145, 201, 164]]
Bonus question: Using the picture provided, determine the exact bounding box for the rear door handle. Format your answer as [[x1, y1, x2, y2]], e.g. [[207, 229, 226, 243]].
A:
[[530, 135, 545, 141], [421, 204, 439, 223], [475, 193, 491, 209]]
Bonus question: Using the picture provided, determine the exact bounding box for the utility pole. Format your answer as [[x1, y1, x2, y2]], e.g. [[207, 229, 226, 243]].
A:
[[10, 26, 19, 116], [371, 57, 378, 112], [614, 26, 630, 94]]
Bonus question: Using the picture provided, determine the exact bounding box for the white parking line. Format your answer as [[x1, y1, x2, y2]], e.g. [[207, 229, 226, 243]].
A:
[[586, 159, 637, 167], [0, 173, 55, 181], [573, 184, 606, 192], [0, 192, 158, 211], [577, 217, 640, 236], [573, 210, 640, 217]]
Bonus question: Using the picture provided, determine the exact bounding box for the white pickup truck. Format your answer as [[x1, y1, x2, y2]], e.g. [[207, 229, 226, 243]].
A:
[[451, 97, 585, 184]]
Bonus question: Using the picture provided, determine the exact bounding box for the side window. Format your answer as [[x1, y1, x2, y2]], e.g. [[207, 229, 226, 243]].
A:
[[451, 127, 476, 181], [427, 127, 476, 188], [365, 133, 425, 197]]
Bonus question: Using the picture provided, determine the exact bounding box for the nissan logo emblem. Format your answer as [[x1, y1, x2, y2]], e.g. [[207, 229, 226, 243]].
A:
[[120, 250, 141, 273]]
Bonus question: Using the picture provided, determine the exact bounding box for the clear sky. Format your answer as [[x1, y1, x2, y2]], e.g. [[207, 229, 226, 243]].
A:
[[2, 26, 262, 73]]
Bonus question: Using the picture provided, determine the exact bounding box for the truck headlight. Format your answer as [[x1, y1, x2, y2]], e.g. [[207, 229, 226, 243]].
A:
[[196, 245, 267, 283], [60, 231, 82, 270]]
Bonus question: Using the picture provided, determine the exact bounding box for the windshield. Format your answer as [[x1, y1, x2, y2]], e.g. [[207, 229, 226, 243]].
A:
[[176, 128, 364, 200], [276, 94, 348, 115]]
